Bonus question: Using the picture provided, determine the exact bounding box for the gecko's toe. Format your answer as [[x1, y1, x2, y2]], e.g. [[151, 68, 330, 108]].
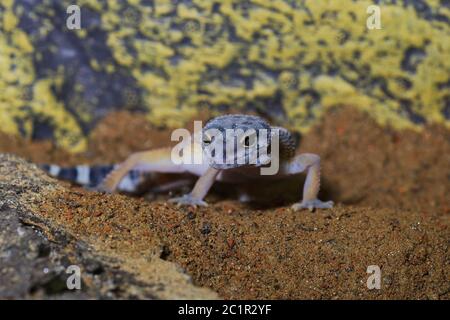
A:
[[96, 183, 114, 194], [86, 185, 103, 193], [291, 199, 334, 212], [168, 194, 208, 208]]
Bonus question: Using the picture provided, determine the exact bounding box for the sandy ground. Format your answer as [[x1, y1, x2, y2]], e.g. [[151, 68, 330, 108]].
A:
[[0, 106, 448, 299]]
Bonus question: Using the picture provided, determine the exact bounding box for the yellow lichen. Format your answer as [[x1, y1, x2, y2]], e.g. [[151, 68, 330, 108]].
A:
[[1, 0, 449, 153], [30, 79, 87, 152], [0, 2, 86, 151]]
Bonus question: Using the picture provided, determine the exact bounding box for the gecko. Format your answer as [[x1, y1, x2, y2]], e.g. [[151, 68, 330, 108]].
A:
[[93, 114, 333, 211]]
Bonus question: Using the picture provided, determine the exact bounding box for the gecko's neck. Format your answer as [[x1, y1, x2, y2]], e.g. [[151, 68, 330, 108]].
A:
[[273, 126, 297, 159]]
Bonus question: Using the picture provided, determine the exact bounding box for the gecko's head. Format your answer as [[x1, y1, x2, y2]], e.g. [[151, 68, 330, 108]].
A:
[[201, 114, 272, 169]]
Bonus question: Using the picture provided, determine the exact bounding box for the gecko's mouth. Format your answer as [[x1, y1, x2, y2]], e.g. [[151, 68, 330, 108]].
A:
[[204, 144, 272, 170]]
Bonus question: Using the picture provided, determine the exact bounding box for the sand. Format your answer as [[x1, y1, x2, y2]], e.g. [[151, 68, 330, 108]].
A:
[[0, 106, 448, 299]]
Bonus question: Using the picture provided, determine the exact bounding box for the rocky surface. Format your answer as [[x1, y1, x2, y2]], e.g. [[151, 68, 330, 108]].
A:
[[0, 154, 217, 299], [0, 151, 448, 299], [1, 0, 449, 152]]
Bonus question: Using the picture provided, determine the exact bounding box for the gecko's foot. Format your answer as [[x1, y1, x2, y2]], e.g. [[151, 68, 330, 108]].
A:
[[86, 185, 104, 193], [168, 194, 208, 207], [96, 183, 114, 194], [291, 199, 334, 212]]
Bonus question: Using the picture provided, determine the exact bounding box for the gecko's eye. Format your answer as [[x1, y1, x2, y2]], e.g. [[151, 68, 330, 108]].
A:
[[240, 134, 257, 148], [203, 134, 212, 145]]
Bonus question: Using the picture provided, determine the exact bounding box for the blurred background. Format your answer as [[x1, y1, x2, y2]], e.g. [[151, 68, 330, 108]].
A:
[[0, 0, 449, 153]]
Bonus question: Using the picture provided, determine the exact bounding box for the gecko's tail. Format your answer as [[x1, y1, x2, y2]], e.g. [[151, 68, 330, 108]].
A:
[[39, 164, 142, 193]]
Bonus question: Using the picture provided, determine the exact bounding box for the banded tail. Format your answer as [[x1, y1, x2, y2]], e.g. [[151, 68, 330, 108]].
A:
[[39, 164, 143, 193]]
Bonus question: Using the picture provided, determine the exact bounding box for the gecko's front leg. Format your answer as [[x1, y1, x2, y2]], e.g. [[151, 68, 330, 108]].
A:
[[168, 167, 220, 207], [282, 153, 333, 212], [99, 147, 178, 193]]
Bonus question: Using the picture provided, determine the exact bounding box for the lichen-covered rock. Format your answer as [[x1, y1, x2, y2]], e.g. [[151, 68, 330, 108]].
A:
[[0, 0, 449, 152], [0, 154, 217, 299]]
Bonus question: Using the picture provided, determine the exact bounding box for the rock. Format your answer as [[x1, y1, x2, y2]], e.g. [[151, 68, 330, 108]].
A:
[[0, 0, 448, 152], [0, 154, 217, 299]]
